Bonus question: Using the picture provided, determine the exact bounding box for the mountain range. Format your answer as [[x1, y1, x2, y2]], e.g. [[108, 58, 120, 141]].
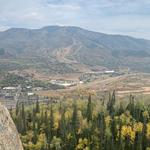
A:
[[0, 26, 150, 73]]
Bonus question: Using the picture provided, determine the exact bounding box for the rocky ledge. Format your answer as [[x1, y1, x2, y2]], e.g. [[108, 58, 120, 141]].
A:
[[0, 103, 23, 150]]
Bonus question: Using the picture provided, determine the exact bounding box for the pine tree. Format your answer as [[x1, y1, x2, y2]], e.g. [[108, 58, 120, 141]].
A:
[[59, 110, 66, 141], [32, 128, 38, 144], [72, 102, 78, 132], [118, 102, 124, 115], [87, 94, 92, 122], [47, 105, 54, 149], [21, 103, 26, 135], [44, 110, 49, 138], [15, 100, 19, 116], [97, 112, 105, 148], [35, 99, 40, 113], [107, 91, 116, 116], [40, 107, 44, 125], [50, 105, 54, 137], [126, 94, 135, 117], [142, 119, 147, 150], [16, 111, 23, 133]]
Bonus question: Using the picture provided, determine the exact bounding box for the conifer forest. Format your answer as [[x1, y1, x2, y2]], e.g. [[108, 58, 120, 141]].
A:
[[11, 92, 150, 150]]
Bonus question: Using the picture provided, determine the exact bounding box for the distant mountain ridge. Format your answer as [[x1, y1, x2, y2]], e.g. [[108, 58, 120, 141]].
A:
[[0, 26, 150, 73]]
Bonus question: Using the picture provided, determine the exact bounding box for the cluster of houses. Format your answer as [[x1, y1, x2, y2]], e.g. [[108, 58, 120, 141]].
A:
[[0, 79, 83, 103], [0, 85, 38, 101], [0, 84, 62, 109], [0, 86, 19, 100]]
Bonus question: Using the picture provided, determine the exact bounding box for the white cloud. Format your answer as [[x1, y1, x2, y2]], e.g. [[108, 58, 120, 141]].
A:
[[0, 0, 150, 39], [0, 26, 10, 31]]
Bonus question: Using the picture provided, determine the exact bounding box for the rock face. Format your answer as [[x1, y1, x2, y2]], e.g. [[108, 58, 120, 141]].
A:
[[0, 103, 23, 150]]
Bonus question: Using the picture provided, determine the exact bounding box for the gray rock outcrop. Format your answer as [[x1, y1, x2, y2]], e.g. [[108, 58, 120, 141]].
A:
[[0, 103, 23, 150]]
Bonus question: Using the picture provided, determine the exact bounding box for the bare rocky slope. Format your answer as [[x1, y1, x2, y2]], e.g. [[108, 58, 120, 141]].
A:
[[0, 103, 23, 150]]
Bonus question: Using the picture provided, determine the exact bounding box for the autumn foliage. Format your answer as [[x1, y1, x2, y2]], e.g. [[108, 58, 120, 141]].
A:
[[11, 93, 150, 150]]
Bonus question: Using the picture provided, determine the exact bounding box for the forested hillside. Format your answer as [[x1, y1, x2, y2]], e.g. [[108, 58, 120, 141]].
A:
[[11, 92, 150, 150]]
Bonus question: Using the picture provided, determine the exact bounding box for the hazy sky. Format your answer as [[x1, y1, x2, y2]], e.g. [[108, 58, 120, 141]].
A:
[[0, 0, 150, 39]]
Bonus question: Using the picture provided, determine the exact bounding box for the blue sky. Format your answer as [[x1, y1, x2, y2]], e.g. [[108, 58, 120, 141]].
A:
[[0, 0, 150, 39]]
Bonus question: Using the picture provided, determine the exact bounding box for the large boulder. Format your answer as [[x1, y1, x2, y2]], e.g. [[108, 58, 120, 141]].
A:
[[0, 103, 23, 150]]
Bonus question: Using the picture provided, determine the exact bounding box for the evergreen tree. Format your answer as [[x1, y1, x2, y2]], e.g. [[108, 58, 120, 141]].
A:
[[15, 100, 19, 116], [118, 102, 124, 115], [72, 102, 78, 132], [87, 94, 92, 122], [50, 105, 54, 137], [126, 94, 135, 117], [59, 111, 66, 141], [35, 99, 40, 113], [107, 91, 116, 116], [21, 103, 26, 135]]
